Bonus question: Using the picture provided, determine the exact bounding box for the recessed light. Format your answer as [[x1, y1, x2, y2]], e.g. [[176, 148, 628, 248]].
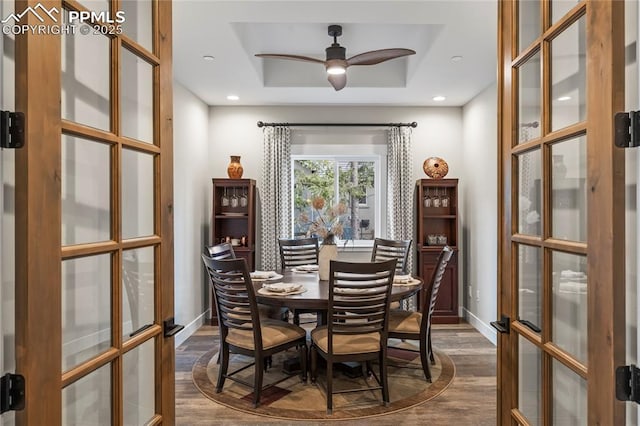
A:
[[557, 96, 571, 101], [433, 96, 446, 102], [450, 56, 463, 62], [202, 55, 215, 61], [227, 95, 239, 101]]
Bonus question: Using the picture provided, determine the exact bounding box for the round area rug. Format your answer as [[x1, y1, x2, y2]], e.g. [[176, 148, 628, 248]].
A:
[[192, 340, 456, 420]]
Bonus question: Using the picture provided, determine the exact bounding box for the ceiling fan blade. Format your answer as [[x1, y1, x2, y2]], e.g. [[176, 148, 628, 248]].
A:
[[255, 54, 326, 65], [346, 48, 416, 66], [328, 73, 347, 91]]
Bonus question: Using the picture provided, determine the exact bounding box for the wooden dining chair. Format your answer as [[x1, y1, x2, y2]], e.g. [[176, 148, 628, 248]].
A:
[[310, 259, 397, 414], [387, 245, 454, 382], [279, 237, 320, 325], [278, 237, 319, 269], [371, 238, 412, 274], [201, 255, 308, 408]]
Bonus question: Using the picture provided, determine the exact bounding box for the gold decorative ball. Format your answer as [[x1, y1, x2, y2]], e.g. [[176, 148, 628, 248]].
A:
[[423, 157, 449, 179]]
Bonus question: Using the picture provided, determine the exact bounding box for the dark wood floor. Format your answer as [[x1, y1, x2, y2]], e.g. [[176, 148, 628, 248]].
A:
[[176, 322, 497, 425]]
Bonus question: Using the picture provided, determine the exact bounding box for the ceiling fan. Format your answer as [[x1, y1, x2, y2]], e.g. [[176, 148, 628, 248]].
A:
[[255, 25, 416, 91]]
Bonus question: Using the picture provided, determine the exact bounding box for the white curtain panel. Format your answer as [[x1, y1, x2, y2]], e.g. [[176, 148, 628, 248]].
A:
[[387, 126, 415, 309], [260, 126, 291, 270]]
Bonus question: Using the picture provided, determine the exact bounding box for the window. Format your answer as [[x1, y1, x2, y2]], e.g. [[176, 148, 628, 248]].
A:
[[292, 156, 380, 245]]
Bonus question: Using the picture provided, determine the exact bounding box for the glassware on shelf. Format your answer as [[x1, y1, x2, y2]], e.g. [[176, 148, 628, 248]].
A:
[[230, 187, 239, 208], [437, 234, 448, 245], [427, 234, 438, 245], [423, 188, 432, 208], [432, 189, 441, 208], [221, 187, 229, 207], [441, 188, 450, 208], [239, 188, 248, 207]]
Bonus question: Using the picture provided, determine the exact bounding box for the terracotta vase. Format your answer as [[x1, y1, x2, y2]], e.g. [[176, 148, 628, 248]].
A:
[[227, 155, 244, 179], [318, 241, 338, 281], [423, 157, 449, 179]]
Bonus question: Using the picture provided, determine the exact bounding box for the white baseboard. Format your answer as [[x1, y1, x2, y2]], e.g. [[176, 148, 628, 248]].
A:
[[462, 307, 497, 346], [174, 311, 209, 348]]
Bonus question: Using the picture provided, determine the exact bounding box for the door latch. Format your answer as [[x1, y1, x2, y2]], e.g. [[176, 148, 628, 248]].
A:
[[163, 317, 184, 338], [1, 373, 25, 414], [0, 111, 25, 149], [490, 315, 510, 334], [615, 111, 640, 148]]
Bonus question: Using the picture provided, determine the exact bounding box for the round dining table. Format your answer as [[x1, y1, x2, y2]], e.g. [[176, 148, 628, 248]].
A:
[[253, 270, 422, 324]]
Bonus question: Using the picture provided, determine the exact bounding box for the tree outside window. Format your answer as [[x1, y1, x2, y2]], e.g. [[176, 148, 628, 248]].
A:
[[293, 158, 376, 241]]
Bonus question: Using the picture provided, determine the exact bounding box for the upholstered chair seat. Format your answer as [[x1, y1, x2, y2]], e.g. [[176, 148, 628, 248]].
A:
[[227, 319, 307, 351], [311, 326, 381, 355], [388, 310, 422, 334]]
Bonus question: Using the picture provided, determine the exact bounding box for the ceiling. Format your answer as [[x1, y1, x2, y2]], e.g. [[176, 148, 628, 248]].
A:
[[173, 1, 497, 107]]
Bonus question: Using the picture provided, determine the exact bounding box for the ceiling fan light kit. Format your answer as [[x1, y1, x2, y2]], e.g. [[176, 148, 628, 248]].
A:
[[255, 24, 416, 91]]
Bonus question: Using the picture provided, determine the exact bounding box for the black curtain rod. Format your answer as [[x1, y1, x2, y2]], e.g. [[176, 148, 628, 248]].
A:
[[257, 121, 417, 128]]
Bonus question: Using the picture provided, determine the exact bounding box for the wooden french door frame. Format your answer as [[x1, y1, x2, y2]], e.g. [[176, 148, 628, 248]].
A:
[[497, 1, 625, 424], [13, 0, 175, 424]]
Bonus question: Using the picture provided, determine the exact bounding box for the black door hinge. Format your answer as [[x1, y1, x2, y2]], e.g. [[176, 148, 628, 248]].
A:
[[490, 315, 510, 334], [616, 365, 640, 404], [615, 111, 640, 148], [1, 373, 25, 414], [0, 111, 25, 149]]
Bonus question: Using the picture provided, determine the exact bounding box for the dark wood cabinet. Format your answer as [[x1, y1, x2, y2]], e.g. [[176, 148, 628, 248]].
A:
[[210, 178, 256, 324], [416, 178, 459, 323]]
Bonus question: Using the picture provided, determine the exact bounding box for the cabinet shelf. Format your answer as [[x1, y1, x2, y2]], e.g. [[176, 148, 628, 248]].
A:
[[214, 214, 248, 219], [423, 214, 457, 219]]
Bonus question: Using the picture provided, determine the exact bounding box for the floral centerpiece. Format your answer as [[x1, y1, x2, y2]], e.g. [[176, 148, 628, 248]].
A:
[[299, 196, 347, 245]]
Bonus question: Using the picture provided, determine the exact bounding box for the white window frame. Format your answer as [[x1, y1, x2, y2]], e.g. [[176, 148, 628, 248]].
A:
[[291, 154, 381, 248]]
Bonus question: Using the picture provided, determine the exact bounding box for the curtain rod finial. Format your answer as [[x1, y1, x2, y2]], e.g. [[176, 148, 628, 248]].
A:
[[257, 121, 264, 128], [411, 122, 418, 128]]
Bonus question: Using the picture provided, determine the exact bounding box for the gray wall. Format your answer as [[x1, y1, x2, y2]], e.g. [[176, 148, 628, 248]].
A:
[[461, 83, 498, 344], [172, 82, 211, 347]]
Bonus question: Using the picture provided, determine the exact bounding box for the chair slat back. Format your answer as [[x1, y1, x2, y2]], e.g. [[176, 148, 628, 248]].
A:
[[201, 255, 262, 347], [279, 237, 319, 268], [206, 242, 236, 260], [371, 238, 412, 274], [327, 259, 396, 353], [422, 246, 454, 329]]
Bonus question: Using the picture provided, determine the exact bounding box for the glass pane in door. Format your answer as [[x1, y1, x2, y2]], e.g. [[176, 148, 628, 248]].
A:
[[121, 0, 153, 52], [61, 9, 111, 131], [551, 136, 586, 242], [121, 148, 154, 239], [62, 254, 112, 371], [76, 0, 109, 13], [551, 0, 580, 24], [518, 149, 542, 235], [552, 251, 587, 363], [123, 339, 156, 424], [122, 247, 155, 341], [552, 359, 587, 424], [519, 336, 542, 425], [519, 0, 541, 52], [518, 244, 543, 331], [551, 16, 586, 131], [121, 48, 154, 143], [62, 363, 111, 425], [518, 52, 542, 143], [62, 135, 111, 245]]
